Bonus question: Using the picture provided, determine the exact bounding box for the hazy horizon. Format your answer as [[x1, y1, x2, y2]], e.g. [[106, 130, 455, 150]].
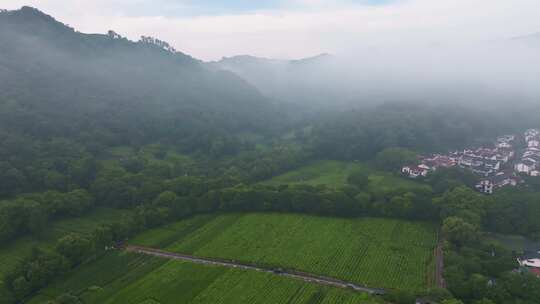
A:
[[2, 0, 540, 61]]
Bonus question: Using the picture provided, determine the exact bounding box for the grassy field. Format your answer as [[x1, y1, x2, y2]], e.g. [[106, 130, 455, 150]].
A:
[[0, 208, 131, 279], [262, 160, 425, 192], [28, 252, 383, 304], [133, 213, 437, 291]]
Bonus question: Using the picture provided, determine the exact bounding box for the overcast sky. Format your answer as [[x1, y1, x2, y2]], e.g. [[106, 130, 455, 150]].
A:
[[3, 0, 540, 60]]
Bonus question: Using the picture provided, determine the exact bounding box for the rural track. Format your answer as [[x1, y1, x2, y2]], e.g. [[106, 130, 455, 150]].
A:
[[435, 232, 446, 289], [125, 245, 385, 295]]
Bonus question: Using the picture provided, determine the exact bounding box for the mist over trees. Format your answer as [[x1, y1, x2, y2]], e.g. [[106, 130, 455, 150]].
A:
[[211, 40, 540, 112]]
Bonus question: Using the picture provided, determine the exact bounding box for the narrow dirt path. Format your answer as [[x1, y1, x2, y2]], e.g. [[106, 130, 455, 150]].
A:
[[125, 245, 386, 295], [435, 232, 446, 289]]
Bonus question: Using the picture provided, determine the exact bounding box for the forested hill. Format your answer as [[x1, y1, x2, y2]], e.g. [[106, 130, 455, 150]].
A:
[[0, 6, 282, 150]]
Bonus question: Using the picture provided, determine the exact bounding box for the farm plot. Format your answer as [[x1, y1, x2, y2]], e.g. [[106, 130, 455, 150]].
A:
[[130, 214, 218, 248], [27, 252, 166, 304], [104, 262, 383, 304], [135, 213, 437, 291], [28, 252, 383, 304], [261, 160, 364, 187], [262, 160, 425, 192]]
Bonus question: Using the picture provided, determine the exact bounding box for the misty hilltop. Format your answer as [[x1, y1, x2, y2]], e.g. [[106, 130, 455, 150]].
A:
[[0, 6, 285, 154], [210, 34, 540, 109], [208, 53, 353, 107]]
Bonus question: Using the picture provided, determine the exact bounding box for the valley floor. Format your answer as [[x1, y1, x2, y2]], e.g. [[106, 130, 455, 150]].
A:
[[27, 213, 437, 303]]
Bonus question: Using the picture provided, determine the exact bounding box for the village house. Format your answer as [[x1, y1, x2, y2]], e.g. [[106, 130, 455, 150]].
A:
[[401, 154, 460, 178], [514, 129, 540, 176], [476, 171, 520, 194], [423, 154, 457, 168], [401, 165, 429, 178], [497, 141, 512, 149], [523, 150, 540, 159], [496, 130, 540, 178], [528, 140, 540, 148], [497, 134, 516, 143], [525, 129, 540, 139], [515, 159, 535, 175], [524, 129, 540, 149], [458, 148, 504, 177], [527, 154, 540, 163], [493, 171, 520, 187], [476, 180, 494, 194], [496, 148, 515, 162], [518, 251, 540, 277]]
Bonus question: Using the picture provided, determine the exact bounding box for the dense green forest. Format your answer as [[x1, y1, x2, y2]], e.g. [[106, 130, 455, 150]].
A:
[[308, 103, 540, 161], [2, 6, 540, 304]]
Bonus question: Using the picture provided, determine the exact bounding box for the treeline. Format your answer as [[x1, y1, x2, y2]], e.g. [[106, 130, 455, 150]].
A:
[[3, 219, 136, 302], [0, 189, 93, 242], [0, 139, 311, 246], [437, 186, 540, 304], [0, 133, 97, 198], [485, 188, 540, 239]]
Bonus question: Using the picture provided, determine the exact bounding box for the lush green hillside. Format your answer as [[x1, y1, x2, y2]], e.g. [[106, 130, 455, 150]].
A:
[[132, 213, 437, 291], [27, 252, 383, 304], [0, 6, 288, 199], [209, 54, 346, 108]]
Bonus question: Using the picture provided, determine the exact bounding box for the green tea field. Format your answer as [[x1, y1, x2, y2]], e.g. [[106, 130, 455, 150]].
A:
[[262, 160, 425, 192], [28, 252, 383, 304], [132, 213, 437, 291]]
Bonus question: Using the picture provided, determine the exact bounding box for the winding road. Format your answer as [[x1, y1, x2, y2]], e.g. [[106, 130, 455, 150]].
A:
[[125, 245, 386, 295]]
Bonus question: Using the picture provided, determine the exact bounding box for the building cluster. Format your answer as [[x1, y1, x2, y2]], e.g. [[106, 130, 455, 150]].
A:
[[514, 129, 540, 177], [401, 130, 540, 194], [401, 155, 456, 178]]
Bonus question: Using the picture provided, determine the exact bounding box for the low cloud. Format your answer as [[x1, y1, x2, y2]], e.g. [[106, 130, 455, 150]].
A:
[[3, 0, 540, 60]]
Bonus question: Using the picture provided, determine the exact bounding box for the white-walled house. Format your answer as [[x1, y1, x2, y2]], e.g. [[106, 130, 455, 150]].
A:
[[476, 180, 494, 194], [402, 166, 429, 178], [528, 140, 540, 148], [497, 142, 512, 149], [515, 160, 536, 174], [525, 129, 540, 141], [519, 251, 540, 268]]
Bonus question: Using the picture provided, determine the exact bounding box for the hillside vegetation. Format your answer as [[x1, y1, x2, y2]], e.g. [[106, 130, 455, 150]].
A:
[[0, 6, 285, 198]]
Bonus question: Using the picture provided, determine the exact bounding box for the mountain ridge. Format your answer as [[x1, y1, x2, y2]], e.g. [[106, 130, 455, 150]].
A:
[[0, 6, 283, 155]]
